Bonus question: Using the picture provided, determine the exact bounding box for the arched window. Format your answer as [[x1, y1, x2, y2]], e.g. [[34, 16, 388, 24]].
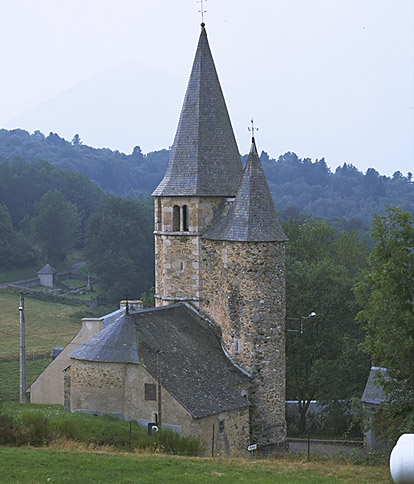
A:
[[173, 205, 180, 231], [182, 205, 189, 231]]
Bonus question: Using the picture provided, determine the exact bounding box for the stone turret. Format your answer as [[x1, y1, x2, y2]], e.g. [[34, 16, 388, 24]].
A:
[[152, 25, 242, 307], [201, 138, 288, 450]]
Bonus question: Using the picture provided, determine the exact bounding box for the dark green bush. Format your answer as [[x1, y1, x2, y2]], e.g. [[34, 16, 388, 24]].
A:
[[0, 404, 205, 456]]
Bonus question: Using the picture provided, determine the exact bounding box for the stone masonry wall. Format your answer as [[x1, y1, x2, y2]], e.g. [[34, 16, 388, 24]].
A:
[[154, 196, 223, 307], [123, 364, 250, 456], [70, 360, 249, 456], [201, 239, 286, 450], [70, 360, 126, 417]]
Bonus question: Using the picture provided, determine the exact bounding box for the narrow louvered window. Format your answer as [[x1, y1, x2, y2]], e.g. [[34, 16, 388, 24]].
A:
[[173, 205, 180, 231], [182, 205, 189, 231]]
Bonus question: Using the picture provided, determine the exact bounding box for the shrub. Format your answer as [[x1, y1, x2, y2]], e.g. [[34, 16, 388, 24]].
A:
[[0, 404, 205, 456]]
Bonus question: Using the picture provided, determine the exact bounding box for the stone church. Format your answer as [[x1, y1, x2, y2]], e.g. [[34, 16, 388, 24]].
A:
[[30, 24, 287, 456]]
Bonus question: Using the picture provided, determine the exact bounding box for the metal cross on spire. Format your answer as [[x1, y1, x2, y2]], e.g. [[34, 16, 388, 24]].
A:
[[198, 0, 207, 26], [248, 118, 259, 140]]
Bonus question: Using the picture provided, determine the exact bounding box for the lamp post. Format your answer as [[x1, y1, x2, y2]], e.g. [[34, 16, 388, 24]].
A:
[[286, 312, 317, 334]]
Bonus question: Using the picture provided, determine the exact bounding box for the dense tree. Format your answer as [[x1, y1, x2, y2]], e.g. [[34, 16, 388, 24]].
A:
[[284, 218, 370, 433], [31, 190, 81, 262], [0, 205, 37, 270], [355, 208, 414, 436], [0, 158, 105, 229], [71, 133, 82, 146], [85, 197, 154, 304]]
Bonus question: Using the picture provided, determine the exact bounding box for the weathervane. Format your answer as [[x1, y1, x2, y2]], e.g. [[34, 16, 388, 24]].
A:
[[198, 0, 207, 26], [248, 118, 259, 140]]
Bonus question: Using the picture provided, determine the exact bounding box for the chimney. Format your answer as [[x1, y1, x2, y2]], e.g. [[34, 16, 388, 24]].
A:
[[120, 300, 143, 311]]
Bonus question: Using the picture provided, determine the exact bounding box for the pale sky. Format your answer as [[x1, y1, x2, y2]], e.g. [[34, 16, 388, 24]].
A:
[[1, 0, 413, 176]]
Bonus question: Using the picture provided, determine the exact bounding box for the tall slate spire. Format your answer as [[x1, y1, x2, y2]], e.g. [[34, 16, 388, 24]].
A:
[[203, 138, 287, 241], [153, 26, 243, 197]]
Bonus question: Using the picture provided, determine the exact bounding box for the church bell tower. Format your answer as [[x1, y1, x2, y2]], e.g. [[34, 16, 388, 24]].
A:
[[152, 23, 288, 452], [152, 25, 243, 307]]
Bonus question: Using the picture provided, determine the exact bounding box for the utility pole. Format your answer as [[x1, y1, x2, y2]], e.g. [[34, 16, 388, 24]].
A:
[[157, 350, 162, 429], [19, 292, 27, 404]]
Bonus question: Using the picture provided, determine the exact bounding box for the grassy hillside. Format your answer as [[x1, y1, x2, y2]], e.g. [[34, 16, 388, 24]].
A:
[[0, 266, 40, 284], [0, 291, 83, 358], [0, 290, 92, 402], [0, 359, 50, 402]]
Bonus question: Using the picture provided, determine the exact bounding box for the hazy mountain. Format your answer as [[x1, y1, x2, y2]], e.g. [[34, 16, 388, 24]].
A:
[[5, 61, 185, 155]]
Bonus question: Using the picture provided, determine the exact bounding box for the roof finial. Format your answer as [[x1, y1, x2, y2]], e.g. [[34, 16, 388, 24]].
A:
[[198, 0, 207, 27], [248, 118, 259, 142]]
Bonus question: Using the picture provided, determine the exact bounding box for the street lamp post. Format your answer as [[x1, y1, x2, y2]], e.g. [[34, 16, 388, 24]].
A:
[[286, 312, 317, 334]]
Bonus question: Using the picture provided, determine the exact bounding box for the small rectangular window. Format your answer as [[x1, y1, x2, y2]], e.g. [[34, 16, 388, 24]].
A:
[[145, 383, 157, 401], [218, 419, 225, 434], [232, 338, 241, 355]]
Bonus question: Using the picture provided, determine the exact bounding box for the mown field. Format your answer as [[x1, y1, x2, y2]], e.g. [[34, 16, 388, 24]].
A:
[[0, 448, 392, 484], [0, 290, 99, 402], [0, 291, 84, 358]]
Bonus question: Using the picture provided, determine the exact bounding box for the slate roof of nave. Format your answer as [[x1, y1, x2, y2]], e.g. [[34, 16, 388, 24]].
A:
[[153, 25, 243, 197], [202, 138, 288, 242], [69, 303, 250, 419]]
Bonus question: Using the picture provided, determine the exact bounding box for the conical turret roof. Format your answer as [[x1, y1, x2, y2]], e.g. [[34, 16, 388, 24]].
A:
[[153, 26, 243, 197], [203, 138, 287, 242]]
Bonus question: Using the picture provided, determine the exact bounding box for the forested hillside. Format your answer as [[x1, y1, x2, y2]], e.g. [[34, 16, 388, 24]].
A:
[[1, 128, 412, 225], [0, 158, 154, 303]]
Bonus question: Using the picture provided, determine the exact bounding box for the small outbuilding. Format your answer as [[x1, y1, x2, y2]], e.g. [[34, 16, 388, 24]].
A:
[[37, 264, 58, 287]]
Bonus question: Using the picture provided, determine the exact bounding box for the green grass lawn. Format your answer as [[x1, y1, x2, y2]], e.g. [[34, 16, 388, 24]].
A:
[[0, 359, 51, 402], [0, 448, 392, 484], [61, 279, 85, 288], [0, 291, 83, 358]]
